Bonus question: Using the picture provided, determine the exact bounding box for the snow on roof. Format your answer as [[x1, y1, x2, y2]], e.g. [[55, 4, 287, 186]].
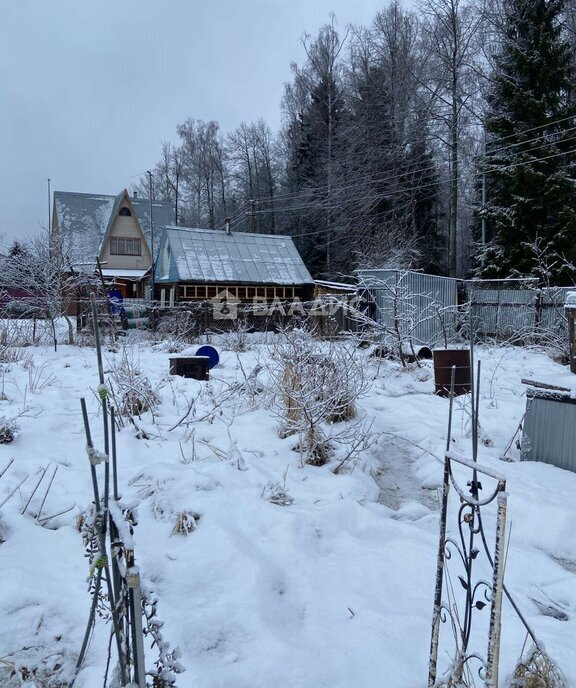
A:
[[156, 226, 314, 286], [100, 268, 148, 280], [315, 279, 357, 292], [53, 190, 174, 269]]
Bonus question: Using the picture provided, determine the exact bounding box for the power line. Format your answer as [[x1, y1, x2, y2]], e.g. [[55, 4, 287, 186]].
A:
[[248, 144, 576, 221], [248, 122, 576, 209]]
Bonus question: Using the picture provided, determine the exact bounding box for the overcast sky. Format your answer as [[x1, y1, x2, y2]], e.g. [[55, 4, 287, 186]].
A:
[[0, 0, 398, 251]]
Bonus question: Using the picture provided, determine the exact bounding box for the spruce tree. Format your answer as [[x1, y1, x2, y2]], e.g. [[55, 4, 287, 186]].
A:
[[478, 0, 576, 285]]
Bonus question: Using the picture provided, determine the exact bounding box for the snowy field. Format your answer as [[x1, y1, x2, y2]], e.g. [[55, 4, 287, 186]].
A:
[[0, 327, 575, 687]]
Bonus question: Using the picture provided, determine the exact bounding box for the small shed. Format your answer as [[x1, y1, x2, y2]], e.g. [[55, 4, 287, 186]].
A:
[[522, 388, 576, 473], [154, 226, 314, 306]]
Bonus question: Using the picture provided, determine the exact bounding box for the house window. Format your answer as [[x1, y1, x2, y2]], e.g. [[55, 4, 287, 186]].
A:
[[119, 207, 132, 216], [110, 237, 141, 255]]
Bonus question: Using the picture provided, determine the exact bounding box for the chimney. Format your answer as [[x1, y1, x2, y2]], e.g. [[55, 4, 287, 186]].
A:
[[133, 191, 138, 199], [225, 218, 231, 236]]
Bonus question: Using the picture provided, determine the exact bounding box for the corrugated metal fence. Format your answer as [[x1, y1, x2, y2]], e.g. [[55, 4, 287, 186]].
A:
[[355, 271, 571, 346], [356, 269, 459, 346], [467, 282, 569, 341]]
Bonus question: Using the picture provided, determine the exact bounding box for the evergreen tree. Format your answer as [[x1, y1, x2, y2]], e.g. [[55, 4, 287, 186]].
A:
[[478, 0, 576, 285], [281, 23, 349, 278], [346, 6, 442, 273]]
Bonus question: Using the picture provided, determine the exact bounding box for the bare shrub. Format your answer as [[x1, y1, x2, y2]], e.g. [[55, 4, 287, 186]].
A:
[[26, 361, 57, 394], [214, 315, 252, 352], [155, 305, 206, 341], [268, 328, 370, 466], [108, 348, 160, 422], [0, 644, 71, 688]]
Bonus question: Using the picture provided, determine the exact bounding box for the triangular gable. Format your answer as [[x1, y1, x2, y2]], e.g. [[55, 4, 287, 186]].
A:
[[156, 230, 180, 282], [98, 189, 149, 261]]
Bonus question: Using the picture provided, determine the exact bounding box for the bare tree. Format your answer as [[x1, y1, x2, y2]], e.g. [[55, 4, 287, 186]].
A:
[[177, 119, 228, 228], [227, 119, 280, 232], [419, 0, 482, 276], [1, 233, 92, 350], [346, 3, 442, 273]]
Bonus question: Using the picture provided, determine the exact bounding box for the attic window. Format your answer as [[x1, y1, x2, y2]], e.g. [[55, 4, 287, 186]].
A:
[[119, 207, 132, 216], [111, 237, 141, 255]]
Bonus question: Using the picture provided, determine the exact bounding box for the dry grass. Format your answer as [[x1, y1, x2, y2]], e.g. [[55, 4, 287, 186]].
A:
[[171, 510, 201, 535], [510, 647, 568, 688]]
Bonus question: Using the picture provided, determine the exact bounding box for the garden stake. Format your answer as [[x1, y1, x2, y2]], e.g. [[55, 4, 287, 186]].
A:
[[21, 465, 48, 514], [69, 567, 103, 688], [91, 294, 126, 670], [36, 465, 58, 523], [0, 458, 14, 480], [485, 483, 507, 687], [76, 397, 127, 687], [428, 365, 456, 687], [0, 474, 29, 509], [127, 550, 147, 686]]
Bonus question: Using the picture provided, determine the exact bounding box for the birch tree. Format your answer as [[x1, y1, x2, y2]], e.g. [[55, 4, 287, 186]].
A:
[[419, 0, 481, 276]]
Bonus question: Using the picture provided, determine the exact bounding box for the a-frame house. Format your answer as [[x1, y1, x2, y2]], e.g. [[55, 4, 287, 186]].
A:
[[51, 188, 174, 300]]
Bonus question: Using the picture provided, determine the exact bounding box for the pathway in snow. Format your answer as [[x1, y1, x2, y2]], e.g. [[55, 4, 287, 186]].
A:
[[373, 438, 440, 514]]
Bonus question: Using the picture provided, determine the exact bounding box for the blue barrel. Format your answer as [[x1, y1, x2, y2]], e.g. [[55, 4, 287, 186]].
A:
[[195, 345, 219, 369]]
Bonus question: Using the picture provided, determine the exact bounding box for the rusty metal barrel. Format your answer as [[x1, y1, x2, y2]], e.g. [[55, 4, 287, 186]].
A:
[[433, 349, 471, 397]]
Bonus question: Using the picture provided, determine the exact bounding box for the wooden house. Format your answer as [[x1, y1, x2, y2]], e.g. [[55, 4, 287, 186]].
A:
[[51, 188, 175, 301], [154, 225, 314, 306]]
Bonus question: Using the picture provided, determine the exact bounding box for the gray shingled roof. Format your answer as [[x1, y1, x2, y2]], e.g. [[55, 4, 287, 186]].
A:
[[156, 226, 314, 285], [53, 190, 174, 268]]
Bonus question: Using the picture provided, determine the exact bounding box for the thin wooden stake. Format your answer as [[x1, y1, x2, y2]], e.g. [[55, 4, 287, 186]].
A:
[[0, 475, 29, 509], [36, 465, 58, 522], [0, 458, 14, 480], [21, 465, 48, 515]]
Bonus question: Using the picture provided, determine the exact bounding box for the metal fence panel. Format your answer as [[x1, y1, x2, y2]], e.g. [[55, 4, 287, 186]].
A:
[[356, 269, 459, 346], [522, 393, 576, 473], [467, 284, 569, 340]]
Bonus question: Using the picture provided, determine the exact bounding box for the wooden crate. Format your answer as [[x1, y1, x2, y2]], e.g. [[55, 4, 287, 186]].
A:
[[169, 356, 210, 381]]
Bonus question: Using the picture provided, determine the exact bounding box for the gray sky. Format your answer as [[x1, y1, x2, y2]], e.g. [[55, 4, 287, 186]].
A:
[[0, 0, 395, 251]]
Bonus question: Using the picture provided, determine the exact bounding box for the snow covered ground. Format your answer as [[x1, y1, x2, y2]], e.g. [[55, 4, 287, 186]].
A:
[[0, 329, 574, 687]]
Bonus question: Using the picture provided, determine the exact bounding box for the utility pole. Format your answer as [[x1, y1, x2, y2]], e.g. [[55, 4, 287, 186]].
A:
[[47, 178, 51, 231], [481, 131, 487, 247], [250, 199, 256, 233], [147, 171, 154, 302]]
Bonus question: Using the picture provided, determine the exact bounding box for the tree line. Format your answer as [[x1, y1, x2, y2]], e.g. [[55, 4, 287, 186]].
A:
[[138, 0, 576, 286]]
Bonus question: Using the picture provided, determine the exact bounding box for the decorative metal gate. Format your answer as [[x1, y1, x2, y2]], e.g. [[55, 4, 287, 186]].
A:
[[428, 363, 508, 688]]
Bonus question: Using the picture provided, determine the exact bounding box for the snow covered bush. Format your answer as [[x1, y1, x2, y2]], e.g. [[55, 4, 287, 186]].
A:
[[0, 416, 18, 444], [214, 315, 252, 352], [25, 360, 57, 394], [155, 305, 206, 342], [262, 480, 294, 506], [510, 646, 568, 688], [141, 585, 185, 687], [0, 642, 73, 688], [108, 348, 161, 422], [171, 510, 201, 535], [268, 328, 369, 465]]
